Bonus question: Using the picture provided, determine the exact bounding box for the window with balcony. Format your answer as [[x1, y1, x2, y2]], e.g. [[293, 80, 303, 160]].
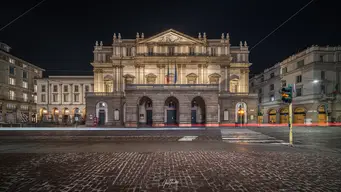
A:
[[189, 47, 195, 55], [281, 67, 287, 74], [211, 47, 216, 56], [9, 77, 15, 85], [63, 94, 69, 102], [53, 94, 58, 102], [297, 60, 304, 68], [74, 85, 79, 92], [321, 71, 325, 80], [41, 94, 46, 102], [296, 88, 302, 97], [281, 80, 287, 87], [270, 95, 275, 102], [85, 85, 89, 92], [270, 84, 274, 91], [64, 85, 68, 92], [23, 71, 28, 79], [74, 94, 79, 102], [23, 81, 28, 88], [9, 90, 15, 100], [9, 66, 15, 75], [53, 85, 58, 92], [168, 47, 175, 56], [270, 72, 274, 78], [148, 47, 153, 56], [41, 85, 46, 92], [296, 75, 302, 83], [23, 93, 28, 102]]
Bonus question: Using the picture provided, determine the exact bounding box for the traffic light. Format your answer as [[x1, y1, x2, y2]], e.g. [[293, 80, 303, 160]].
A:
[[281, 85, 293, 103]]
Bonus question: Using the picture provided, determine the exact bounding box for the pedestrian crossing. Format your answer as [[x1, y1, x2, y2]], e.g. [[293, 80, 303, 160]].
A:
[[221, 129, 285, 144]]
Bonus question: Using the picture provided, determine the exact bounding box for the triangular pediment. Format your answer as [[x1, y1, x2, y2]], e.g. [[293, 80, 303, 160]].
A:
[[139, 29, 203, 44], [123, 74, 135, 79]]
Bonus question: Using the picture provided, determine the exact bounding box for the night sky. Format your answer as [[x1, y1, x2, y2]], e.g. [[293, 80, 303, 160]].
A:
[[0, 0, 340, 76]]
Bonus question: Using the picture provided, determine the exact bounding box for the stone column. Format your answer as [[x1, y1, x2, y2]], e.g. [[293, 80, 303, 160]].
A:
[[80, 84, 83, 104], [135, 65, 138, 84], [143, 65, 145, 84], [225, 66, 228, 92], [99, 70, 104, 92], [60, 84, 63, 104], [180, 64, 182, 84], [113, 67, 117, 92], [158, 65, 161, 84], [197, 65, 201, 84], [201, 65, 204, 84], [70, 84, 73, 104]]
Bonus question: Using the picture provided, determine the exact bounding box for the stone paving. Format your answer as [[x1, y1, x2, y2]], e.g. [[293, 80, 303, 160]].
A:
[[1, 151, 341, 191]]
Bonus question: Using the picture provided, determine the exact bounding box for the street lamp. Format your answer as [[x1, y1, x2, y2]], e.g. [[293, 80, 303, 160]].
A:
[[313, 80, 319, 84]]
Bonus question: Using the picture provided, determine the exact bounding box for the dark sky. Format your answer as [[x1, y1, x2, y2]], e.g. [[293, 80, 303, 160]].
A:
[[0, 0, 340, 76]]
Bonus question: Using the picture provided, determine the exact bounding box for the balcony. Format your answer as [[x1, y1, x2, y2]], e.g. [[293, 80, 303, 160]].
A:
[[219, 93, 258, 97], [86, 92, 123, 97], [135, 53, 209, 57], [125, 84, 219, 91]]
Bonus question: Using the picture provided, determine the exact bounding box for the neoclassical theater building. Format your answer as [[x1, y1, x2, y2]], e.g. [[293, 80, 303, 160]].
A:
[[85, 29, 258, 127]]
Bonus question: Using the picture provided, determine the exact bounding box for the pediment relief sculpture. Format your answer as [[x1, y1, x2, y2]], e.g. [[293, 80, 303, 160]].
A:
[[139, 29, 202, 44]]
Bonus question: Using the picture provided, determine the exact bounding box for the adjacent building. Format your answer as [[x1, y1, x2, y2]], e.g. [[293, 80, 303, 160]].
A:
[[36, 76, 93, 124], [0, 42, 44, 124], [86, 29, 258, 127], [250, 45, 341, 124]]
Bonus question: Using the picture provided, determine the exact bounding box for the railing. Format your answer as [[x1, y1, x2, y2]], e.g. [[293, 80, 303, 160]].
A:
[[220, 93, 258, 97], [135, 53, 210, 57], [86, 92, 123, 97], [125, 84, 219, 90]]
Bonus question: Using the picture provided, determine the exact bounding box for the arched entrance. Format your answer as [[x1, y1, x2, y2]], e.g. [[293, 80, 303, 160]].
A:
[[138, 96, 153, 126], [235, 102, 247, 124], [191, 96, 206, 125], [268, 109, 277, 123], [62, 107, 70, 124], [164, 96, 179, 126], [280, 107, 289, 124], [96, 102, 108, 125], [294, 107, 306, 124], [52, 107, 59, 123], [318, 105, 327, 125], [39, 107, 48, 122]]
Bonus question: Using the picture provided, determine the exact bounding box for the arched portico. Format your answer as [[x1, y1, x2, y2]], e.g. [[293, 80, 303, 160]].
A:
[[235, 102, 247, 124], [164, 96, 179, 126], [138, 96, 153, 126], [191, 96, 206, 125], [96, 101, 108, 125]]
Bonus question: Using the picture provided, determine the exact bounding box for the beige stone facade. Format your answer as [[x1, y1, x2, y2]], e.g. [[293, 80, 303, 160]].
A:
[[86, 29, 258, 127]]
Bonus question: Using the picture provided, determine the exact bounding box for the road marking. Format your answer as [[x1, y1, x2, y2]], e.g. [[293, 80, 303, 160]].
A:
[[178, 136, 198, 141]]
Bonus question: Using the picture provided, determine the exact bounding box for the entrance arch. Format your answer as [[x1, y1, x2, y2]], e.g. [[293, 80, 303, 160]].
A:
[[191, 96, 206, 125], [138, 96, 153, 126], [52, 107, 59, 122], [39, 107, 48, 122], [294, 107, 306, 124], [318, 105, 327, 125], [164, 96, 179, 126], [268, 109, 277, 123], [96, 102, 108, 125], [62, 107, 70, 124], [235, 102, 247, 124], [280, 107, 289, 124]]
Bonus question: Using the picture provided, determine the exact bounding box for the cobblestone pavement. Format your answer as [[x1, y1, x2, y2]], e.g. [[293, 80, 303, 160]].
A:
[[1, 150, 341, 191]]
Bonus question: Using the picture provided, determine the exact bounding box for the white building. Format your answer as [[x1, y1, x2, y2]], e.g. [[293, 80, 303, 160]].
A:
[[36, 76, 93, 124], [251, 45, 341, 124], [0, 42, 44, 124]]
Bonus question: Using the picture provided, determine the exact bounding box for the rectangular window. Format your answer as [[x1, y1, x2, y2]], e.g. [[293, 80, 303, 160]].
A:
[[320, 85, 325, 93], [63, 94, 69, 102], [74, 94, 79, 102], [223, 110, 229, 120], [297, 60, 304, 68], [270, 84, 274, 91], [53, 85, 58, 92], [9, 66, 15, 75], [281, 80, 287, 87], [270, 72, 274, 78], [9, 90, 15, 100], [34, 95, 37, 103], [296, 88, 302, 97], [189, 47, 195, 55], [168, 47, 174, 56], [296, 75, 302, 83], [9, 77, 15, 85], [321, 71, 325, 80], [22, 81, 28, 88], [281, 67, 287, 74], [211, 48, 216, 56], [74, 85, 79, 92], [270, 95, 275, 101], [85, 85, 89, 92], [23, 93, 28, 102], [23, 71, 28, 79], [41, 94, 46, 102], [34, 85, 37, 92], [53, 94, 58, 102], [41, 85, 46, 92], [148, 47, 153, 56], [126, 47, 132, 56], [9, 58, 15, 64], [64, 85, 68, 92]]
